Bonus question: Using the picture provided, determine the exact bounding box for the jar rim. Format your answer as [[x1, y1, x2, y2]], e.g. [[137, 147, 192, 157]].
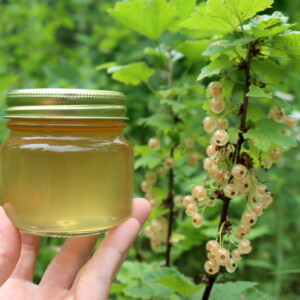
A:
[[4, 88, 128, 119]]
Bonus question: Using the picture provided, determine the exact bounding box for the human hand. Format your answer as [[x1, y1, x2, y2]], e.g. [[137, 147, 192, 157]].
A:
[[0, 198, 151, 300]]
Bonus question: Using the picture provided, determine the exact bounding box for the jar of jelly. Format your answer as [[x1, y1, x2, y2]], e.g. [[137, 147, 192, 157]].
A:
[[0, 89, 133, 237]]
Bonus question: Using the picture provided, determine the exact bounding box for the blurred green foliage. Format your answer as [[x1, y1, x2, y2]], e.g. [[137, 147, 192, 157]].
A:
[[0, 0, 300, 299]]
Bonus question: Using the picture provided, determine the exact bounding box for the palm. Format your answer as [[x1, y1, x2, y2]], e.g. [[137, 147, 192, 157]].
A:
[[0, 198, 150, 300]]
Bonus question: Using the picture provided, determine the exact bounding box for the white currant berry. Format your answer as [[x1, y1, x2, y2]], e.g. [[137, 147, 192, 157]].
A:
[[173, 195, 183, 207], [188, 152, 200, 167], [225, 258, 238, 273], [203, 157, 214, 170], [210, 98, 225, 114], [207, 81, 223, 97], [255, 184, 269, 196], [204, 260, 220, 275], [238, 239, 252, 254], [203, 116, 217, 133], [260, 193, 273, 208], [150, 219, 162, 231], [194, 197, 207, 206], [270, 147, 282, 162], [141, 181, 152, 193], [206, 240, 220, 253], [232, 249, 243, 261], [231, 164, 248, 179], [208, 165, 220, 180], [148, 137, 160, 150], [207, 252, 216, 260], [184, 137, 195, 149], [237, 224, 251, 239], [192, 185, 207, 200], [211, 129, 229, 146], [208, 198, 217, 207], [241, 211, 257, 227], [224, 184, 238, 198], [192, 213, 204, 228], [236, 177, 251, 194], [145, 171, 157, 183], [149, 198, 158, 208], [269, 107, 286, 122], [251, 203, 264, 216], [185, 203, 198, 216], [145, 192, 155, 200], [165, 157, 175, 168], [217, 118, 229, 130], [156, 166, 167, 177], [206, 144, 219, 159], [183, 195, 194, 207], [144, 226, 153, 238], [283, 115, 298, 128], [215, 248, 230, 265]]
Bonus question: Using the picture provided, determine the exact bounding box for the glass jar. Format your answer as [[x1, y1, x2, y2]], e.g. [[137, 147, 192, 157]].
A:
[[0, 89, 133, 237]]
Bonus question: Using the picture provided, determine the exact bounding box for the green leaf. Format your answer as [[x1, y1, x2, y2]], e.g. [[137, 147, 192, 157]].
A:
[[273, 31, 300, 57], [244, 119, 297, 152], [245, 288, 274, 300], [246, 85, 272, 99], [195, 281, 258, 300], [160, 99, 188, 113], [134, 151, 162, 169], [169, 0, 196, 33], [197, 65, 222, 81], [110, 283, 126, 293], [177, 40, 210, 62], [124, 283, 173, 299], [108, 0, 177, 40], [95, 62, 116, 70], [143, 268, 204, 296], [144, 45, 183, 62], [138, 113, 174, 130], [207, 0, 274, 27], [251, 23, 295, 38], [108, 62, 154, 85], [252, 60, 285, 85], [228, 128, 240, 144], [250, 11, 289, 29], [180, 7, 232, 33], [203, 37, 253, 56], [247, 102, 264, 122]]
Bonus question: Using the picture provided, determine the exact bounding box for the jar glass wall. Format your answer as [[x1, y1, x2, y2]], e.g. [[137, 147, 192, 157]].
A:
[[1, 118, 133, 236]]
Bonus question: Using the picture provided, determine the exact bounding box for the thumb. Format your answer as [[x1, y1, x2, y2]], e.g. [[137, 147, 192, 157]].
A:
[[0, 206, 21, 286]]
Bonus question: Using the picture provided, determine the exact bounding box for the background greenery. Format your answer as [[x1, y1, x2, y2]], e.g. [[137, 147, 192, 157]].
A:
[[0, 0, 299, 299]]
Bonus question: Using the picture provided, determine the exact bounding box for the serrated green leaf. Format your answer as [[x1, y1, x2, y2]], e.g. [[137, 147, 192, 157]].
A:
[[203, 37, 253, 56], [207, 0, 274, 28], [197, 65, 222, 81], [252, 60, 285, 85], [143, 268, 204, 296], [180, 6, 232, 33], [244, 119, 297, 152], [138, 113, 174, 130], [160, 99, 188, 113], [169, 0, 196, 33], [195, 281, 258, 300], [108, 62, 154, 85], [246, 85, 272, 99], [124, 283, 172, 299], [273, 31, 300, 57], [251, 23, 295, 38], [250, 11, 289, 29], [134, 151, 162, 169], [177, 40, 210, 62], [108, 0, 177, 40], [247, 102, 264, 122]]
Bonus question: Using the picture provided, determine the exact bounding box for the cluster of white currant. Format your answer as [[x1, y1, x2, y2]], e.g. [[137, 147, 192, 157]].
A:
[[144, 218, 168, 251], [195, 81, 283, 275]]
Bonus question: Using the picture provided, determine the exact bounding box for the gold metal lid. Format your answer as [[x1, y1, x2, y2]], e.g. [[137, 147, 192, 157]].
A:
[[4, 88, 127, 119]]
